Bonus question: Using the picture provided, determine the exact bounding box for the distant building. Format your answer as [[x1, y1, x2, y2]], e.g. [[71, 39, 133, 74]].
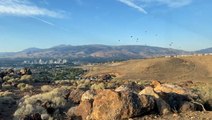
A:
[[22, 58, 68, 65]]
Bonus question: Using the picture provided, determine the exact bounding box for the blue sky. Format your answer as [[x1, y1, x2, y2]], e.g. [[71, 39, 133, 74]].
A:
[[0, 0, 211, 52]]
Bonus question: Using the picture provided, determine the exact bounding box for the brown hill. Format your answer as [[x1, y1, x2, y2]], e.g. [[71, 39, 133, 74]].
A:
[[83, 55, 212, 82]]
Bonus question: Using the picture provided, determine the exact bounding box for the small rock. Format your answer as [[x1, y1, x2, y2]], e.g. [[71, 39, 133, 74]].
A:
[[173, 113, 178, 117], [41, 114, 49, 120]]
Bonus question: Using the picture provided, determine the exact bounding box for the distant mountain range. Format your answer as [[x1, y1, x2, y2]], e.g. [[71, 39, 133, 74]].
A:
[[0, 45, 211, 61], [196, 47, 212, 54]]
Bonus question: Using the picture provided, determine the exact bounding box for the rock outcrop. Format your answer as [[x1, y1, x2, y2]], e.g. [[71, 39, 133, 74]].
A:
[[66, 80, 207, 120]]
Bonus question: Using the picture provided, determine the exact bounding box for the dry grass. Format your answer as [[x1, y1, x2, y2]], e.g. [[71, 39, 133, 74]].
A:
[[41, 85, 54, 92]]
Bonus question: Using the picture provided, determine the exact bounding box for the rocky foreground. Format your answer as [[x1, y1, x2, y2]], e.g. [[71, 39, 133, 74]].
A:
[[0, 68, 212, 120]]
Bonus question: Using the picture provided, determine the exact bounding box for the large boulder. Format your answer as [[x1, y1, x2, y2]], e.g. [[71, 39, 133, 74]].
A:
[[139, 86, 171, 115], [139, 86, 159, 98], [151, 80, 186, 94], [67, 100, 93, 120], [151, 80, 201, 111], [151, 80, 197, 98], [90, 90, 155, 120], [158, 92, 193, 112]]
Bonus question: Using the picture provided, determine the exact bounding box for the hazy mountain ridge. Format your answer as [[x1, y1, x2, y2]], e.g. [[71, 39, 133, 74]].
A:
[[196, 47, 212, 53], [0, 45, 192, 59]]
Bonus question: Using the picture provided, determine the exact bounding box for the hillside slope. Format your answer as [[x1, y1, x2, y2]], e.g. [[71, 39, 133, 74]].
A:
[[84, 55, 212, 81]]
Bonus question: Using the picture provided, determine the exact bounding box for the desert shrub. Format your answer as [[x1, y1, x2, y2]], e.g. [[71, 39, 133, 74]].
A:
[[54, 80, 73, 85], [17, 83, 33, 91], [0, 91, 16, 115], [91, 82, 106, 90], [2, 83, 13, 89], [41, 85, 54, 92], [14, 104, 46, 119], [0, 77, 2, 82], [0, 91, 14, 97], [21, 84, 33, 91], [20, 75, 32, 81], [190, 83, 212, 102], [60, 85, 75, 90], [84, 79, 91, 84], [17, 83, 26, 89], [136, 80, 150, 86], [3, 75, 11, 81], [76, 80, 84, 85], [14, 87, 72, 119], [7, 78, 16, 83], [0, 96, 16, 107], [77, 83, 90, 89], [106, 82, 116, 89], [72, 82, 78, 87]]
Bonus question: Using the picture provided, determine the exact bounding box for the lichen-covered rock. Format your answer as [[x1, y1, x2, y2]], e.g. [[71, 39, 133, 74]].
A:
[[81, 90, 97, 101], [90, 82, 106, 90], [90, 90, 155, 120], [69, 89, 86, 104]]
